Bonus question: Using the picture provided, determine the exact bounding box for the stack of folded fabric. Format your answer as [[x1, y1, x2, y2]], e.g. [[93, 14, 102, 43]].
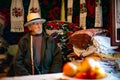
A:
[[67, 28, 118, 61]]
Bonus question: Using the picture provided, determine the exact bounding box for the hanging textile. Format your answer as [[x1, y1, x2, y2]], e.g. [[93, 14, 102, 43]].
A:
[[0, 14, 5, 35], [116, 0, 120, 28], [10, 0, 24, 32], [28, 0, 41, 15], [67, 0, 73, 23], [86, 0, 96, 29], [60, 0, 65, 21], [95, 0, 103, 27], [79, 0, 87, 29]]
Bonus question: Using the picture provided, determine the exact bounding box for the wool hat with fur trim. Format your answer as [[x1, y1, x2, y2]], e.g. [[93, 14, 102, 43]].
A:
[[24, 13, 46, 27]]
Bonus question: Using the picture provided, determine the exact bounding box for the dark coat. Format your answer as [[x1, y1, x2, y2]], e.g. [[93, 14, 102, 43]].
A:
[[8, 32, 63, 76]]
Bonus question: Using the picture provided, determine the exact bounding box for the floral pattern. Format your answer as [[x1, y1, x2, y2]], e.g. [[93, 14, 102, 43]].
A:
[[48, 7, 60, 20], [44, 21, 80, 58], [80, 3, 87, 13], [0, 0, 110, 45], [30, 7, 39, 13], [12, 7, 23, 17], [67, 8, 72, 16]]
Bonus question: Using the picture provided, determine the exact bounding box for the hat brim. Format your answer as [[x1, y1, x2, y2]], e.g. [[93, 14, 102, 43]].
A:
[[24, 18, 46, 27]]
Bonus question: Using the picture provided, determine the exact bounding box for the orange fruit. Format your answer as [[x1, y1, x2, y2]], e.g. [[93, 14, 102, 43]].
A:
[[74, 72, 88, 79], [89, 67, 107, 79], [62, 62, 78, 77], [77, 58, 95, 72]]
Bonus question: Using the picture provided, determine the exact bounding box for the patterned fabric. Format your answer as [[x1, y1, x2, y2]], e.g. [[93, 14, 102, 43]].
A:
[[10, 0, 24, 32], [79, 0, 87, 29], [86, 0, 96, 29], [44, 20, 80, 56], [95, 0, 103, 27], [67, 0, 73, 23], [0, 0, 110, 45], [28, 0, 41, 14], [0, 12, 5, 35], [40, 0, 61, 21]]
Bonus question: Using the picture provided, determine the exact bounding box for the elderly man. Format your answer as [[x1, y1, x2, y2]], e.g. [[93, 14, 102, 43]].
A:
[[8, 13, 63, 76]]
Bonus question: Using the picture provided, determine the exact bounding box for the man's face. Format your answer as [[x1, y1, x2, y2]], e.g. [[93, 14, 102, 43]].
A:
[[28, 22, 43, 35]]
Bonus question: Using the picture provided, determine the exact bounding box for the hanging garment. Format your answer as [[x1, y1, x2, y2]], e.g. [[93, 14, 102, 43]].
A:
[[60, 0, 65, 21], [67, 0, 73, 23], [10, 0, 24, 32], [86, 0, 96, 28], [79, 0, 87, 29], [0, 14, 5, 35], [95, 0, 103, 27], [116, 0, 120, 28], [28, 0, 41, 16]]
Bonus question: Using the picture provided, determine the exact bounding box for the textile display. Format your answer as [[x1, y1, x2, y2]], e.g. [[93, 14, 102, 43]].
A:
[[79, 0, 87, 29], [95, 0, 103, 27], [0, 0, 110, 45], [116, 0, 120, 28], [0, 13, 5, 35], [60, 0, 65, 21], [67, 0, 73, 23], [116, 0, 120, 41], [86, 0, 96, 28], [45, 20, 80, 56], [10, 0, 24, 32], [28, 0, 41, 15]]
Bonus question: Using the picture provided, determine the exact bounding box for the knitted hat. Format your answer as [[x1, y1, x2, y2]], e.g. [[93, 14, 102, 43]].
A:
[[24, 13, 46, 27]]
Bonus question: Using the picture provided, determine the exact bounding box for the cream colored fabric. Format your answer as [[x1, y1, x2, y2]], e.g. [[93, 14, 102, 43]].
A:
[[28, 0, 41, 15], [67, 0, 73, 23], [95, 0, 103, 27], [73, 45, 97, 57], [79, 0, 87, 29], [10, 0, 24, 32]]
